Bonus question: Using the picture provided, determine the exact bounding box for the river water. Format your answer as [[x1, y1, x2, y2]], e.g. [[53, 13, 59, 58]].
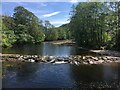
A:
[[2, 42, 120, 89], [2, 42, 95, 56]]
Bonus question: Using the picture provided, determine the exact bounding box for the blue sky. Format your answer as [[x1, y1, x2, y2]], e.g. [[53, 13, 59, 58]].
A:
[[2, 2, 80, 27]]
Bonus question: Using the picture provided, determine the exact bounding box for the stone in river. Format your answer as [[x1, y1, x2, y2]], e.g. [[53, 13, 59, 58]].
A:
[[18, 57, 24, 60], [49, 56, 54, 59], [49, 59, 56, 63], [96, 60, 104, 64], [92, 57, 98, 61], [54, 61, 67, 64], [89, 61, 94, 64], [28, 59, 35, 62], [74, 61, 79, 65]]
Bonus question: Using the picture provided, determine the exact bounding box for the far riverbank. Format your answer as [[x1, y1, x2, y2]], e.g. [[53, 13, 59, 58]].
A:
[[44, 40, 120, 57]]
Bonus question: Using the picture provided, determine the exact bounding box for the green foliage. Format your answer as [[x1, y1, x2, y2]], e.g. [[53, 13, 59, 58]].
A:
[[1, 6, 71, 48], [45, 28, 58, 41], [2, 16, 16, 31], [1, 6, 46, 47], [58, 24, 72, 39], [33, 30, 45, 43], [2, 3, 119, 51], [13, 6, 45, 44], [57, 28, 66, 40], [70, 2, 119, 50], [1, 23, 16, 47], [43, 21, 70, 41], [115, 2, 120, 50]]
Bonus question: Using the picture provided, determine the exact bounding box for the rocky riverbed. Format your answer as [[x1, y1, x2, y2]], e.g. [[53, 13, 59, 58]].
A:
[[1, 54, 120, 65]]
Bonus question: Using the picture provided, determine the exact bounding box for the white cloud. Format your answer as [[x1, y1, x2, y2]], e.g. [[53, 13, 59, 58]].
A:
[[43, 11, 60, 17], [25, 7, 50, 14], [70, 0, 78, 3]]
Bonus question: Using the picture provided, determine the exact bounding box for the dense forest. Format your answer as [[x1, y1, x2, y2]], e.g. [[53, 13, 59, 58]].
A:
[[70, 2, 120, 50], [1, 2, 120, 51]]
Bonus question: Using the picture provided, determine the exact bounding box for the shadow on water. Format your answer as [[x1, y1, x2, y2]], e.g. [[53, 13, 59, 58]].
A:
[[2, 62, 120, 88], [70, 63, 120, 88], [2, 43, 44, 55]]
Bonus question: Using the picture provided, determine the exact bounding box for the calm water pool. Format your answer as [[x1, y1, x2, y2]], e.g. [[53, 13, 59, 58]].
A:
[[2, 62, 120, 88]]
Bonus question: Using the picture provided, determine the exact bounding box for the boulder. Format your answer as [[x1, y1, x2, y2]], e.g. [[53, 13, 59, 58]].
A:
[[83, 62, 88, 64], [49, 59, 56, 63], [83, 56, 86, 59], [92, 57, 99, 61], [89, 61, 94, 64], [98, 60, 104, 63], [28, 59, 35, 62], [49, 56, 55, 59]]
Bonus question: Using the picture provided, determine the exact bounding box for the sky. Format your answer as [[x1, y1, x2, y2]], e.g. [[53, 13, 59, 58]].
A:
[[2, 0, 118, 27], [1, 1, 80, 27]]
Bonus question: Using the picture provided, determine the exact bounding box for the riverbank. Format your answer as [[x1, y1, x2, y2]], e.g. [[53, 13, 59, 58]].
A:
[[45, 40, 120, 57], [90, 50, 120, 57], [1, 54, 120, 65]]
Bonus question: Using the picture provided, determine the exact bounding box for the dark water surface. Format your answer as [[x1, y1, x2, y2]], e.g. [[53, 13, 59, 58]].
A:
[[2, 62, 120, 88]]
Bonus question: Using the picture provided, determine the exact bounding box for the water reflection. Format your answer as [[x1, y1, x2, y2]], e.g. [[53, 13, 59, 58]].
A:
[[42, 43, 75, 57], [2, 42, 78, 57], [3, 62, 75, 88], [71, 64, 104, 82], [2, 43, 44, 55], [102, 64, 119, 81], [71, 63, 120, 88], [2, 62, 120, 88]]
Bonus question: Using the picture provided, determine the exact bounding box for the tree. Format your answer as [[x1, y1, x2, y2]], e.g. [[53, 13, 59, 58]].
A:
[[70, 2, 110, 49], [45, 28, 58, 41], [59, 24, 72, 40], [44, 20, 54, 30], [115, 2, 120, 50], [2, 15, 16, 31], [1, 22, 16, 47], [13, 6, 45, 43]]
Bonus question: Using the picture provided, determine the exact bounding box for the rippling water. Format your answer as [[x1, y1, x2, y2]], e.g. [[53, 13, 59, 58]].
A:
[[2, 62, 120, 88]]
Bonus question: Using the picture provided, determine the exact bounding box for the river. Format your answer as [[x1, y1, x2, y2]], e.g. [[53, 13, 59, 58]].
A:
[[2, 42, 120, 89], [2, 42, 96, 56]]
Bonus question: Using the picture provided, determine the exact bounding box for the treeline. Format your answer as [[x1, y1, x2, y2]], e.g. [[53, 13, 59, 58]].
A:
[[70, 2, 120, 50], [1, 6, 71, 47], [1, 2, 120, 51]]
